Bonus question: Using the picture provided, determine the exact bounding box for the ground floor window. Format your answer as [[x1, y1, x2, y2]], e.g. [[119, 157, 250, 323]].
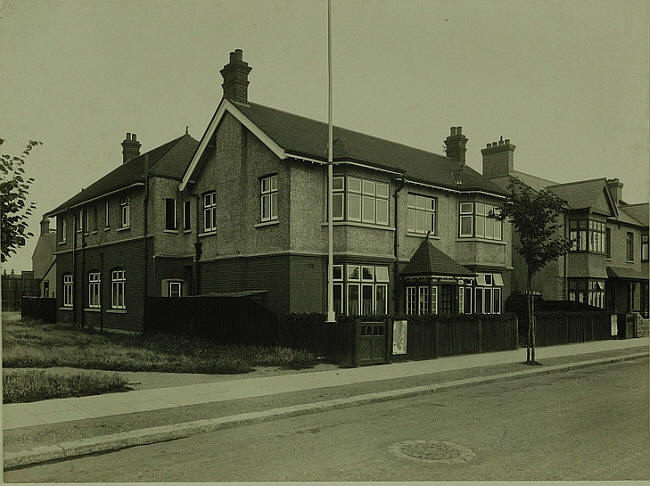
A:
[[111, 269, 126, 309], [568, 279, 604, 308], [88, 272, 101, 308], [63, 274, 73, 307], [344, 263, 390, 315]]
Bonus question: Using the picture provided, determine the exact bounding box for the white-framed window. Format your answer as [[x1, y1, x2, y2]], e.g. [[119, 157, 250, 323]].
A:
[[111, 269, 126, 309], [462, 287, 473, 314], [332, 176, 344, 221], [418, 286, 429, 315], [60, 217, 67, 243], [88, 272, 101, 308], [474, 273, 503, 314], [260, 174, 278, 222], [333, 264, 343, 314], [458, 286, 464, 314], [431, 286, 438, 315], [344, 176, 389, 225], [183, 200, 191, 231], [570, 220, 604, 253], [168, 281, 182, 298], [344, 263, 390, 315], [63, 274, 73, 307], [77, 208, 83, 233], [406, 286, 417, 315], [165, 198, 177, 230], [375, 284, 388, 314], [642, 234, 649, 262], [459, 202, 502, 240], [407, 193, 436, 234], [120, 195, 130, 228], [105, 200, 110, 228], [347, 283, 360, 315], [203, 191, 216, 232]]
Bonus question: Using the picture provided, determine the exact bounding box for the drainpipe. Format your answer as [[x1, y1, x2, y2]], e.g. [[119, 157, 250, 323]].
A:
[[80, 204, 86, 329], [142, 154, 149, 333], [194, 192, 202, 295], [392, 175, 406, 314]]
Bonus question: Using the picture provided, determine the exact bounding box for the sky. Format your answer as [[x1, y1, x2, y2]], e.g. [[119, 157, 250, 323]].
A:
[[1, 0, 648, 273]]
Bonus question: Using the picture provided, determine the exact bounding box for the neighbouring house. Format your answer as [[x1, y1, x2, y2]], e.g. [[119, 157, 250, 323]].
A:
[[32, 216, 57, 297], [483, 139, 648, 316], [42, 49, 513, 332], [1, 269, 39, 311]]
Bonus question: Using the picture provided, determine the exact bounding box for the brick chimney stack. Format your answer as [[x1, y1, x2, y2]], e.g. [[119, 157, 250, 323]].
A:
[[444, 126, 468, 163], [121, 133, 141, 164], [481, 136, 516, 178], [220, 49, 252, 104], [39, 216, 50, 236], [606, 178, 623, 205]]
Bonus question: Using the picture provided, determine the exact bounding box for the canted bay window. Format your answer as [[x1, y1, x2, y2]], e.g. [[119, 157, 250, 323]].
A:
[[568, 278, 604, 308], [203, 191, 216, 232], [569, 219, 604, 253], [341, 176, 389, 225], [407, 193, 436, 234], [405, 285, 439, 315], [345, 264, 389, 315], [111, 269, 126, 309], [63, 274, 73, 307], [458, 202, 502, 240], [260, 174, 278, 222], [88, 272, 101, 308]]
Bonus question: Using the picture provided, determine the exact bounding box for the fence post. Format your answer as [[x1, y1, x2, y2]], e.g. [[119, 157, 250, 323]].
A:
[[385, 317, 393, 364]]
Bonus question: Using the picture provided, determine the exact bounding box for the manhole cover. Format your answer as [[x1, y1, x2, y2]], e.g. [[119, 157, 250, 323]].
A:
[[389, 440, 476, 464]]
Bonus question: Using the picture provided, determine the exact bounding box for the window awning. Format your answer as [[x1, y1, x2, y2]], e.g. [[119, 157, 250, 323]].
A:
[[401, 239, 475, 278]]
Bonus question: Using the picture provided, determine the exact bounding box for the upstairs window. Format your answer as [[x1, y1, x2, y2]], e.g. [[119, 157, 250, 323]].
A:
[[605, 227, 611, 258], [105, 200, 110, 228], [88, 272, 101, 308], [203, 191, 216, 232], [183, 201, 191, 231], [642, 235, 648, 262], [458, 202, 502, 240], [165, 198, 177, 230], [77, 209, 83, 233], [332, 176, 344, 220], [82, 207, 89, 233], [407, 193, 436, 234], [569, 219, 604, 253], [345, 177, 389, 225], [120, 195, 130, 228], [60, 217, 67, 243], [260, 174, 278, 222], [626, 232, 634, 261]]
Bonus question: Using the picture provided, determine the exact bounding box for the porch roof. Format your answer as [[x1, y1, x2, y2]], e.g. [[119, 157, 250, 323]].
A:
[[401, 239, 475, 277], [606, 266, 649, 281]]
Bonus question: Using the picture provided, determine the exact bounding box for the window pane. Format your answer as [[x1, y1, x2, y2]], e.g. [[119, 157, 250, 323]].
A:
[[376, 285, 387, 314], [495, 219, 502, 240], [418, 286, 429, 315], [333, 265, 343, 281], [485, 288, 492, 313], [493, 289, 501, 313], [375, 266, 389, 282], [270, 175, 277, 191], [460, 202, 473, 214], [348, 194, 361, 221], [347, 265, 360, 281], [165, 199, 175, 230], [333, 176, 344, 191], [334, 284, 343, 314], [375, 199, 388, 225], [460, 215, 473, 236], [270, 192, 278, 219], [362, 180, 375, 196], [475, 203, 485, 215], [406, 287, 416, 315], [416, 210, 426, 233], [429, 213, 436, 233], [475, 288, 483, 314], [416, 195, 425, 210], [362, 196, 375, 223], [475, 215, 485, 237], [362, 266, 374, 281], [376, 183, 389, 198], [261, 177, 269, 193], [485, 214, 494, 239], [464, 287, 472, 314], [362, 285, 373, 315], [348, 177, 361, 193], [261, 194, 270, 220], [347, 285, 359, 315], [407, 209, 416, 232], [407, 193, 416, 208]]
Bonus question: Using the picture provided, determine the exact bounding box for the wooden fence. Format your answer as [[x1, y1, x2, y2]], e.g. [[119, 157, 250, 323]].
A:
[[20, 297, 57, 323], [145, 296, 278, 345], [396, 314, 519, 361], [531, 311, 613, 346]]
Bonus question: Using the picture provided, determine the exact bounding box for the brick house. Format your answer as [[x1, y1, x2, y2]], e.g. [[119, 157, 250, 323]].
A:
[[43, 49, 513, 332], [483, 140, 648, 316]]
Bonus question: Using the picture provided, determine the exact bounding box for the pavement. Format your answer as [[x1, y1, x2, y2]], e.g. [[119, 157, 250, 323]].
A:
[[3, 337, 648, 470]]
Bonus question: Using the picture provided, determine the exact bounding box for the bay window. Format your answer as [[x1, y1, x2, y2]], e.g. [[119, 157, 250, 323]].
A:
[[345, 263, 389, 315], [569, 219, 604, 253], [459, 202, 502, 240], [568, 279, 605, 308], [339, 176, 389, 225]]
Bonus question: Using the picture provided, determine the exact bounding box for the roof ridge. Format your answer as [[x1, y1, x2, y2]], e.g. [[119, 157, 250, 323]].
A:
[[545, 177, 607, 189], [246, 101, 454, 162]]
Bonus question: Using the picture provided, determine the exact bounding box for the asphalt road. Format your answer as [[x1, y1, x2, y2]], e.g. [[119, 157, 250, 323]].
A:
[[6, 358, 648, 482]]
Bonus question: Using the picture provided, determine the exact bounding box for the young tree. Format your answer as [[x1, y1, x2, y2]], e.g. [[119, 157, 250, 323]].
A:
[[1, 138, 42, 263], [495, 178, 572, 364]]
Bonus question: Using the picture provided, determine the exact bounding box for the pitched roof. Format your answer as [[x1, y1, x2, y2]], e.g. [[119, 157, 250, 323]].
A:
[[619, 203, 648, 226], [223, 101, 506, 195], [46, 134, 199, 216], [545, 178, 612, 211], [401, 238, 475, 277]]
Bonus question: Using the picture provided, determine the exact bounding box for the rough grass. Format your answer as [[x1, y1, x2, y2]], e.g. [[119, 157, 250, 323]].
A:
[[3, 369, 130, 403], [2, 317, 317, 374]]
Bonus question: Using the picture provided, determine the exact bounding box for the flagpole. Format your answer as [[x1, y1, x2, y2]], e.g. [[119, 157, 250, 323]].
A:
[[326, 0, 335, 323]]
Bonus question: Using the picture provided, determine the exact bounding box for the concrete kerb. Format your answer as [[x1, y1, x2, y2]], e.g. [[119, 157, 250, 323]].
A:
[[4, 351, 648, 470]]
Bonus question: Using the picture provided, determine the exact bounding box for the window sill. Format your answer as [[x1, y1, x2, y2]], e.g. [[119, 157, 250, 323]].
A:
[[626, 260, 635, 264], [455, 238, 506, 245], [183, 229, 192, 234], [106, 308, 127, 314], [59, 306, 73, 311], [406, 232, 440, 240], [84, 307, 101, 313], [163, 229, 179, 234], [58, 241, 66, 245], [320, 221, 395, 231], [92, 230, 98, 235], [199, 230, 216, 238], [116, 226, 131, 232], [104, 227, 110, 232], [255, 220, 279, 228]]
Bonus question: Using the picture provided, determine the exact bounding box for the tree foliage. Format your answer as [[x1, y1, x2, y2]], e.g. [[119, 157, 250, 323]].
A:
[[497, 178, 572, 277], [1, 138, 42, 263]]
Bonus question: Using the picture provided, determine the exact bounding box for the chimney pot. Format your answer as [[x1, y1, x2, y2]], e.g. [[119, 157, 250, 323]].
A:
[[498, 139, 504, 145], [450, 127, 457, 135], [505, 139, 510, 144], [456, 126, 462, 134]]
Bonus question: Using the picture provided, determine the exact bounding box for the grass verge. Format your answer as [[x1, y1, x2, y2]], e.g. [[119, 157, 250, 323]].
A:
[[3, 369, 130, 403], [3, 316, 317, 374]]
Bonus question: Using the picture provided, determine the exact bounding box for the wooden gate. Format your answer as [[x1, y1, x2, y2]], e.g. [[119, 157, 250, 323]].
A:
[[359, 321, 387, 365]]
